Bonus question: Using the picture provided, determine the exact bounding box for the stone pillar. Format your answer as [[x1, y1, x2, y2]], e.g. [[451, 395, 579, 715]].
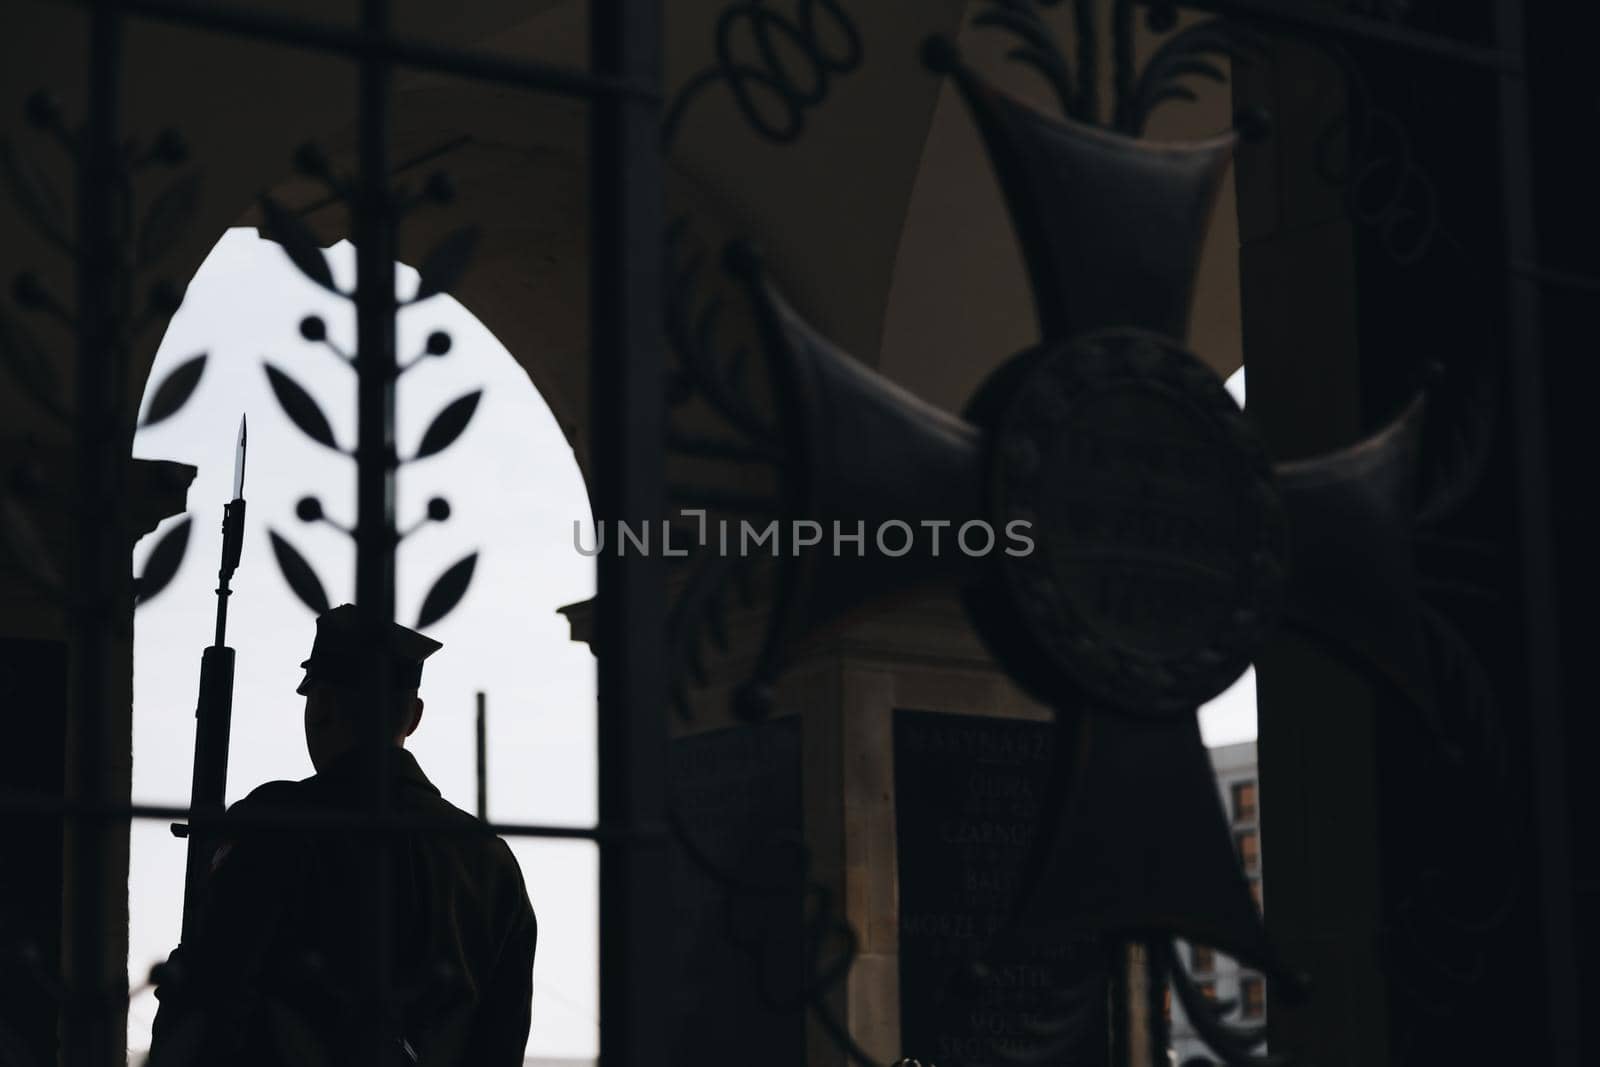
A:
[[783, 593, 1101, 1067], [0, 439, 192, 1067], [570, 587, 1099, 1067]]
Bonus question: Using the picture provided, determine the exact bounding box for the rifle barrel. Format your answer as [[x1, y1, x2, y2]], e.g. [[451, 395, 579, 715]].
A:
[[181, 643, 236, 943], [179, 491, 247, 944]]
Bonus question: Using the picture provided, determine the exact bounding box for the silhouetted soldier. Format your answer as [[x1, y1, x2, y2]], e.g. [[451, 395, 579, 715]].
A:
[[150, 604, 537, 1066]]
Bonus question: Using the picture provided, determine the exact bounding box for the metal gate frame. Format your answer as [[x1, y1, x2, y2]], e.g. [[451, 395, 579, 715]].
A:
[[0, 1, 1574, 1065], [5, 0, 667, 1064]]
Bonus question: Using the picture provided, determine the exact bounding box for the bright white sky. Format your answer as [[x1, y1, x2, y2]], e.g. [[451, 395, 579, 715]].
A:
[[125, 228, 1256, 1062]]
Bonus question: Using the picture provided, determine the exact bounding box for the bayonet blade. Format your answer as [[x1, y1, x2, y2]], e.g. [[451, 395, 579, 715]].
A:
[[232, 415, 247, 500]]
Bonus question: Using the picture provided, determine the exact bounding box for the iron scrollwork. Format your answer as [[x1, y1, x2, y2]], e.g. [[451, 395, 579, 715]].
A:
[[658, 4, 1523, 1066], [974, 0, 1266, 136], [661, 0, 864, 149], [0, 0, 680, 1062], [0, 35, 210, 1059], [658, 4, 915, 1062], [663, 221, 895, 1064], [663, 216, 791, 722], [1160, 941, 1278, 1067], [1, 91, 206, 608]]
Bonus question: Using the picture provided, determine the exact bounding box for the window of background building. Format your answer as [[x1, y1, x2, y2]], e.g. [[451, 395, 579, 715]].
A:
[[1191, 944, 1215, 974], [1236, 830, 1260, 874], [1232, 780, 1257, 824], [1240, 975, 1265, 1020]]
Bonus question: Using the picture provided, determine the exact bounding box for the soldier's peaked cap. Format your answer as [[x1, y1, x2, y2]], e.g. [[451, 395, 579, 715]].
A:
[[297, 604, 442, 696]]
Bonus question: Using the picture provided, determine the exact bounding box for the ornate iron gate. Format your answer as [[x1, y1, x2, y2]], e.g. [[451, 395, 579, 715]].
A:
[[0, 1, 1585, 1066], [1, 0, 668, 1064]]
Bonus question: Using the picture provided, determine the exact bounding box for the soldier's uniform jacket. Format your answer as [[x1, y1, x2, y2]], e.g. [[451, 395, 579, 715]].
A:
[[151, 746, 537, 1067]]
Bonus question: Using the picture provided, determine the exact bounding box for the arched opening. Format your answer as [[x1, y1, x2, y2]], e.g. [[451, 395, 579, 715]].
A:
[[128, 229, 598, 1063]]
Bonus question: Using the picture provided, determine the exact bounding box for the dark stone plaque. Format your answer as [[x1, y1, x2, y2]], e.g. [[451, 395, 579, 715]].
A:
[[894, 709, 1108, 1067], [668, 716, 804, 1066]]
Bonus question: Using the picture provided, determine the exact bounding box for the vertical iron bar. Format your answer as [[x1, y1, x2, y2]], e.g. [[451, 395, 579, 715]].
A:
[[354, 0, 399, 1061], [62, 4, 125, 1065], [590, 1, 667, 1063], [1492, 2, 1579, 1063], [1111, 942, 1158, 1067], [476, 690, 487, 821], [1145, 940, 1169, 1062]]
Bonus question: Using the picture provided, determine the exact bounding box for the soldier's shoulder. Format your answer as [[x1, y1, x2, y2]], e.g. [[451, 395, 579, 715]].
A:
[[487, 831, 521, 869], [228, 778, 309, 813], [483, 831, 532, 903], [425, 796, 524, 875], [210, 780, 310, 868]]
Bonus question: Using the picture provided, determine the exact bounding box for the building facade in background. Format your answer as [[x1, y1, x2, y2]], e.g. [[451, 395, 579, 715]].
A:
[[1171, 742, 1264, 1065]]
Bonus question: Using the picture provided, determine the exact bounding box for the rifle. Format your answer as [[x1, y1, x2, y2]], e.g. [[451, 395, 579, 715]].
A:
[[174, 415, 248, 944]]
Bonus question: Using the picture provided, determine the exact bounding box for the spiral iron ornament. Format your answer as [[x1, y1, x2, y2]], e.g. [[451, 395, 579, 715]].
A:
[[661, 0, 863, 148]]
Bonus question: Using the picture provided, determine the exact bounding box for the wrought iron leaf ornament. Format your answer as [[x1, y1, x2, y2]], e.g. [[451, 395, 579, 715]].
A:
[[665, 219, 783, 449], [3, 95, 210, 620], [661, 220, 796, 722], [0, 311, 65, 418], [969, 0, 1263, 136], [137, 171, 203, 266], [263, 362, 342, 451], [255, 142, 486, 632], [1128, 17, 1265, 135], [973, 0, 1079, 119], [268, 529, 332, 616], [0, 486, 62, 593], [410, 226, 480, 303], [134, 515, 192, 604], [415, 551, 477, 629], [140, 352, 207, 428], [259, 195, 341, 294], [0, 137, 69, 249], [413, 389, 481, 460]]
